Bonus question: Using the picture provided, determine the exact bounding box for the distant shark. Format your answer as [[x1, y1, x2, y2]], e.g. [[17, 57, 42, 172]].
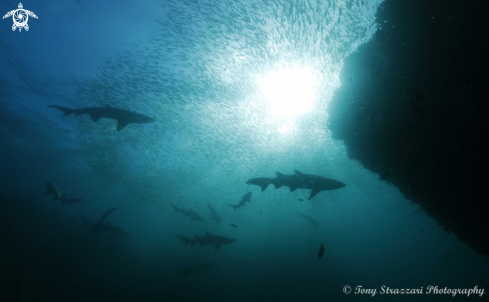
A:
[[177, 232, 237, 251], [246, 170, 346, 200], [207, 202, 221, 223], [175, 263, 212, 278], [170, 203, 206, 222], [296, 212, 320, 227], [228, 192, 252, 210], [44, 181, 65, 200], [49, 104, 155, 131], [78, 207, 130, 237]]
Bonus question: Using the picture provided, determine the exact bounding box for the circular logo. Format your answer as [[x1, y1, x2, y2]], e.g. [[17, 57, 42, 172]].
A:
[[13, 9, 28, 27], [343, 285, 352, 294]]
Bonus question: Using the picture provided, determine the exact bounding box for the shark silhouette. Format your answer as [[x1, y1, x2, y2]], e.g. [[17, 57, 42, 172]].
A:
[[228, 192, 252, 210], [49, 104, 155, 131], [44, 181, 65, 200], [246, 170, 345, 200], [170, 203, 206, 222], [296, 212, 320, 227], [78, 207, 130, 237], [177, 232, 237, 251]]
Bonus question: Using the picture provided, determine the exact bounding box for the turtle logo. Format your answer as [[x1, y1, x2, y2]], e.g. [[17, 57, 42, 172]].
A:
[[3, 3, 38, 32]]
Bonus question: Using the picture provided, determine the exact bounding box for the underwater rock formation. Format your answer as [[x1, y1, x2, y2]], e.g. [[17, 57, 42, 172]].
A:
[[328, 0, 489, 255]]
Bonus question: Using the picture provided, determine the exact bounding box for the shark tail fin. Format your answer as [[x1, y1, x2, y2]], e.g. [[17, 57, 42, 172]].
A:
[[48, 105, 77, 117]]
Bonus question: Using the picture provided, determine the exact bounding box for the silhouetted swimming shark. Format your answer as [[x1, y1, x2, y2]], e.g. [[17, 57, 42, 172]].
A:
[[78, 208, 130, 237], [170, 203, 206, 222], [228, 192, 252, 210], [246, 170, 346, 200], [296, 212, 320, 227], [207, 202, 221, 223], [49, 104, 155, 131], [177, 232, 237, 251], [44, 181, 65, 200]]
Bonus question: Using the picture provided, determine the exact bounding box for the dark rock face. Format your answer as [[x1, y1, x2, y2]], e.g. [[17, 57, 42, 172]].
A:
[[328, 0, 489, 254]]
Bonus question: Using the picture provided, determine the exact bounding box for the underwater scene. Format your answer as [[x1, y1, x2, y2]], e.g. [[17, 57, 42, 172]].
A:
[[1, 0, 488, 301]]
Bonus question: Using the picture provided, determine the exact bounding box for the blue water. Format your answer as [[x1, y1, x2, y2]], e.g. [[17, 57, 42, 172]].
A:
[[1, 0, 487, 301]]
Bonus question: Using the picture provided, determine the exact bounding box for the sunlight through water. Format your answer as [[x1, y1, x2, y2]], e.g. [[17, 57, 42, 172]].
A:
[[259, 65, 319, 121]]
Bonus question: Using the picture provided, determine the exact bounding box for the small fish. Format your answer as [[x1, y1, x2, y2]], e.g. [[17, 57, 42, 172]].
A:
[[318, 244, 324, 259], [230, 224, 237, 228], [420, 229, 424, 232], [298, 199, 304, 201]]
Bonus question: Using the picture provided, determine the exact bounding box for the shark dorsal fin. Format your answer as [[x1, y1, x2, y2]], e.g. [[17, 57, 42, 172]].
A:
[[205, 232, 212, 236], [276, 172, 284, 177], [294, 170, 303, 175]]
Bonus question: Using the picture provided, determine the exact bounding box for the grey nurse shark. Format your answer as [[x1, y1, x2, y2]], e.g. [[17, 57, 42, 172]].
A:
[[246, 170, 346, 200]]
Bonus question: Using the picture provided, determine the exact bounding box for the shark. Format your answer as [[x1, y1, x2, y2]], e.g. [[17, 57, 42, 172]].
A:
[[296, 212, 320, 227], [170, 203, 206, 222], [78, 207, 130, 237], [207, 202, 221, 223], [176, 232, 237, 251], [44, 181, 65, 200], [175, 263, 212, 278], [246, 170, 346, 200], [228, 192, 252, 210], [49, 104, 155, 131]]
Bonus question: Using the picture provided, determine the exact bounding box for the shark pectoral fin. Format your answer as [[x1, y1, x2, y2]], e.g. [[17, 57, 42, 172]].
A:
[[49, 105, 76, 116], [308, 189, 320, 200], [289, 186, 298, 192], [89, 113, 102, 122], [116, 119, 130, 131], [215, 244, 221, 251]]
